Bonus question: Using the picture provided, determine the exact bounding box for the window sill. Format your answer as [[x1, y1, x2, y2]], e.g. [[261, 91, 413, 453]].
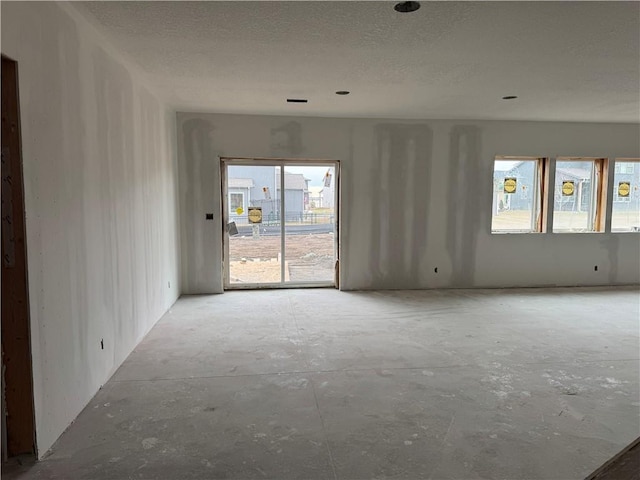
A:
[[552, 230, 603, 234]]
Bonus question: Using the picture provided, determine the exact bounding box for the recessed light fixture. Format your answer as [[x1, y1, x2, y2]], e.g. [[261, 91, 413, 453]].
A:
[[502, 95, 518, 100], [287, 99, 308, 103], [394, 1, 421, 13], [335, 91, 350, 95]]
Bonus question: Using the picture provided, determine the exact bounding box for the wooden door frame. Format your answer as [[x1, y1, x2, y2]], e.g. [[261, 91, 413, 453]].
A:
[[1, 54, 37, 459]]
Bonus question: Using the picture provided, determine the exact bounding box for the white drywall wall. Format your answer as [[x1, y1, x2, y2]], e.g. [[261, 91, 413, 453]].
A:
[[1, 2, 180, 456], [177, 113, 639, 293]]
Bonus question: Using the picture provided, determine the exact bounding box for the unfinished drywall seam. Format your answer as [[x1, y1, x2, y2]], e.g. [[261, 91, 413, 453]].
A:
[[447, 126, 482, 287], [369, 124, 433, 289], [57, 2, 169, 106]]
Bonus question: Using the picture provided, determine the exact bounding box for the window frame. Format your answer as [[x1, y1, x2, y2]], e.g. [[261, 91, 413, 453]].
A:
[[551, 157, 607, 233], [610, 158, 640, 233], [491, 156, 547, 234]]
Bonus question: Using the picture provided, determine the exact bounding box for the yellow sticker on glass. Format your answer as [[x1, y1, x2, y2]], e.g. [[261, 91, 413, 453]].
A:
[[562, 181, 575, 196], [618, 181, 631, 197], [248, 207, 263, 224], [503, 178, 517, 194]]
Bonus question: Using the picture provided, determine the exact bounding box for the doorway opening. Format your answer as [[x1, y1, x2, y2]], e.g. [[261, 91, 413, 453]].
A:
[[222, 158, 339, 289], [1, 55, 37, 461]]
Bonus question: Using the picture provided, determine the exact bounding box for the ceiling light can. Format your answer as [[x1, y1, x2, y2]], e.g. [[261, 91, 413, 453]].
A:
[[394, 1, 421, 13], [335, 91, 350, 95]]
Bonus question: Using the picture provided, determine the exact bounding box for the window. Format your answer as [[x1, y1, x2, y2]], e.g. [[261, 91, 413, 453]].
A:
[[491, 157, 544, 233], [611, 159, 640, 232], [552, 158, 606, 233], [229, 192, 244, 214]]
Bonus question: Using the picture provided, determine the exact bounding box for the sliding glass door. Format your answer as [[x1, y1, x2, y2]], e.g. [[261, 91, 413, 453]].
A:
[[223, 159, 338, 288]]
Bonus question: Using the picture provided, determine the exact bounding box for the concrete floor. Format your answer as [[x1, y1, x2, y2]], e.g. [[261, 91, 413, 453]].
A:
[[6, 287, 640, 479]]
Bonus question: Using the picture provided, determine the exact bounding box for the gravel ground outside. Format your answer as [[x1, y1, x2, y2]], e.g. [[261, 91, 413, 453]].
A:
[[228, 233, 336, 284]]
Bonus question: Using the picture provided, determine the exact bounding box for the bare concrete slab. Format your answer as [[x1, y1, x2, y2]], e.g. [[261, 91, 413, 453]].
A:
[[6, 287, 639, 479]]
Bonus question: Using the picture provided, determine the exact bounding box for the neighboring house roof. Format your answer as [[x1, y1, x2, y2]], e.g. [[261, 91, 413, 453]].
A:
[[308, 186, 323, 196], [501, 163, 592, 181], [228, 178, 254, 188], [556, 167, 591, 181], [275, 173, 308, 190]]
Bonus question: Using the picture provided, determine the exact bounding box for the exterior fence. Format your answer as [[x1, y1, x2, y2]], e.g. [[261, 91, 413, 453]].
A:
[[229, 212, 335, 226]]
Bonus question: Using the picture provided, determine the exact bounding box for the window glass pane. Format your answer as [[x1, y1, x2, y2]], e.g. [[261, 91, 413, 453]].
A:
[[491, 160, 538, 233], [553, 161, 597, 232], [611, 161, 640, 232]]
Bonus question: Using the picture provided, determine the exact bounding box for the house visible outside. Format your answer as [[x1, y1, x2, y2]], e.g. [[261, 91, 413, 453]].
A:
[[228, 177, 254, 220], [321, 181, 335, 209], [275, 172, 309, 222], [308, 186, 323, 208], [227, 166, 317, 225]]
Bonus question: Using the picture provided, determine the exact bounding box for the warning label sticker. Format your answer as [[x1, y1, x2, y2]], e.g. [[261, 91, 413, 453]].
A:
[[248, 207, 262, 224], [503, 178, 517, 194], [562, 181, 575, 196], [618, 181, 631, 197]]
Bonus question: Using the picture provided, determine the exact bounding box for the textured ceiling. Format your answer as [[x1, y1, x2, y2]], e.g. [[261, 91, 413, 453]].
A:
[[73, 1, 640, 122]]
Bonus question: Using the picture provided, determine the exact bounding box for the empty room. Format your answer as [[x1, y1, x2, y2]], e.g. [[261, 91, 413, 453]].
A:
[[1, 1, 639, 479]]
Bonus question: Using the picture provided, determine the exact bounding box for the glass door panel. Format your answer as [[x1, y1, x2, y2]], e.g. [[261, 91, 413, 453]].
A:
[[227, 165, 282, 285], [283, 165, 336, 284]]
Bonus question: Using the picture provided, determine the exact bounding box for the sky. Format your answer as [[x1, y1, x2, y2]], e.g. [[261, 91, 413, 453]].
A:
[[285, 166, 334, 187], [493, 160, 522, 172]]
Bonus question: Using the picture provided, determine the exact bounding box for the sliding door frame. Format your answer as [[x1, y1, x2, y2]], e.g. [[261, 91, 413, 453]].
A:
[[220, 157, 340, 290]]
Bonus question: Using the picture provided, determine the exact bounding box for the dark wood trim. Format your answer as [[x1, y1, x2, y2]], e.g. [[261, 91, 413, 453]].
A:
[[595, 158, 608, 232], [538, 157, 548, 233], [1, 55, 36, 457], [585, 436, 640, 480]]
